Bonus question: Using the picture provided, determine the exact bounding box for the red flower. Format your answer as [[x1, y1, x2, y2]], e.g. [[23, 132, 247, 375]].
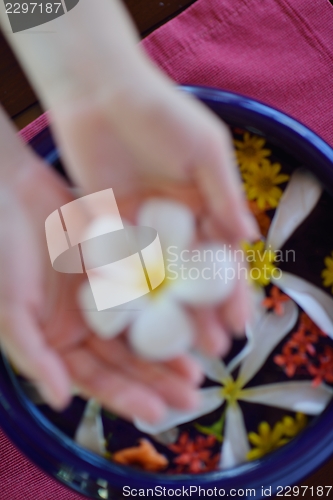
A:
[[169, 433, 219, 474], [274, 343, 307, 377], [299, 312, 326, 340], [262, 286, 290, 315], [308, 346, 333, 387], [288, 327, 317, 356]]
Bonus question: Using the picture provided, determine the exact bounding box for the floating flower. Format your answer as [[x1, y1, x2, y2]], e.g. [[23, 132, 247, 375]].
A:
[[243, 240, 276, 287], [234, 132, 271, 171], [308, 346, 333, 387], [243, 160, 289, 210], [322, 252, 333, 294], [169, 432, 218, 473], [247, 421, 288, 460], [274, 343, 308, 377], [247, 413, 307, 461], [245, 168, 333, 341], [248, 200, 271, 237], [282, 412, 307, 437], [113, 439, 168, 472], [134, 300, 333, 469], [262, 286, 290, 315], [79, 199, 236, 360]]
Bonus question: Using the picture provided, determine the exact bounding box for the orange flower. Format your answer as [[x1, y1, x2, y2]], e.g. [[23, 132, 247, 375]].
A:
[[169, 432, 218, 474], [299, 312, 326, 340], [287, 327, 318, 356], [262, 286, 290, 315], [274, 343, 307, 377], [113, 439, 168, 472], [308, 346, 333, 387]]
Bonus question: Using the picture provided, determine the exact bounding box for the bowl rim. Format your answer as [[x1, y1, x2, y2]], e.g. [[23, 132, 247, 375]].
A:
[[2, 85, 333, 498]]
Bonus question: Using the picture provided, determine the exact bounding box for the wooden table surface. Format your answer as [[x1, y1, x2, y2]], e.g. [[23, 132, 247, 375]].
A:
[[0, 0, 332, 496]]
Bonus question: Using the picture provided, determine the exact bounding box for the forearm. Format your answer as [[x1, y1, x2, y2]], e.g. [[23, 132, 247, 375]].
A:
[[0, 0, 147, 108]]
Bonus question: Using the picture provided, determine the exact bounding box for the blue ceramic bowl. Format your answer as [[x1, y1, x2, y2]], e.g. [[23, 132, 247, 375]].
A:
[[1, 86, 333, 499]]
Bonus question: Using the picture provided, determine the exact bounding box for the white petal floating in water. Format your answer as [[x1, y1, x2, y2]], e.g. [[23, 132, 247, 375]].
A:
[[275, 272, 333, 338], [267, 169, 322, 251], [194, 352, 231, 384], [219, 403, 250, 469], [74, 399, 106, 455], [241, 381, 333, 415], [129, 298, 195, 360], [134, 387, 223, 435], [137, 198, 195, 253], [151, 428, 180, 445], [238, 299, 298, 387]]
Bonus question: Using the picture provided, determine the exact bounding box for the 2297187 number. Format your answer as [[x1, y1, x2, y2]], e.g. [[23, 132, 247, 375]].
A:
[[276, 486, 332, 496], [5, 3, 62, 14]]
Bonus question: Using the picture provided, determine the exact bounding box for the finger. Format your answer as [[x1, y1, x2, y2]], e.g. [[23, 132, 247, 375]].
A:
[[194, 121, 259, 243], [163, 355, 204, 385], [63, 347, 167, 423], [218, 274, 251, 337], [0, 305, 71, 410], [193, 307, 231, 356], [87, 336, 200, 410]]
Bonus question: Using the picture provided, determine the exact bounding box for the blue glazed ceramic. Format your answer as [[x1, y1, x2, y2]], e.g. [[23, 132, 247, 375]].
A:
[[1, 86, 333, 499]]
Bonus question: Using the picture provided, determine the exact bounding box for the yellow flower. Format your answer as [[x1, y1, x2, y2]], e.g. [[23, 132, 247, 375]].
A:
[[322, 252, 333, 293], [282, 413, 307, 438], [234, 132, 271, 171], [243, 160, 289, 210], [247, 413, 307, 460], [242, 240, 276, 287], [247, 421, 289, 460]]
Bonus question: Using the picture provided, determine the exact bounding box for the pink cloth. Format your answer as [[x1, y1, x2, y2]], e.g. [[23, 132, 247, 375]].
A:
[[142, 0, 333, 147], [5, 0, 333, 497]]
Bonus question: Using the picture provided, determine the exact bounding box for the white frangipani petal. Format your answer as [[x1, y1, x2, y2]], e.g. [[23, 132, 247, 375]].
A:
[[267, 169, 322, 251], [74, 400, 106, 455], [274, 272, 333, 338], [238, 299, 298, 387], [129, 298, 195, 360], [227, 286, 266, 374], [219, 403, 250, 469], [134, 387, 223, 435], [241, 381, 333, 415], [152, 428, 180, 445], [193, 352, 231, 384], [170, 243, 236, 306], [137, 198, 195, 253], [78, 281, 135, 338]]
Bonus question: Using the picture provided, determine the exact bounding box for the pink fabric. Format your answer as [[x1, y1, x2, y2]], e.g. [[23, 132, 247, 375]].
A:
[[19, 111, 49, 142], [6, 0, 333, 497], [0, 430, 85, 499], [142, 0, 333, 147]]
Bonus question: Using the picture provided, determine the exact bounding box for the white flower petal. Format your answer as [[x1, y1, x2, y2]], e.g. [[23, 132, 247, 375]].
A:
[[274, 272, 333, 338], [219, 403, 250, 469], [170, 243, 236, 306], [227, 286, 266, 374], [137, 198, 195, 252], [238, 299, 298, 387], [152, 428, 180, 445], [267, 169, 322, 251], [241, 381, 333, 415], [193, 352, 231, 384], [74, 399, 106, 455], [134, 387, 223, 434], [129, 299, 195, 360], [78, 281, 135, 338]]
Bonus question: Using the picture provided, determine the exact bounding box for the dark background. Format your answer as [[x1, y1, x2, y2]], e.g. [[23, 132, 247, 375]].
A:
[[0, 0, 332, 496]]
